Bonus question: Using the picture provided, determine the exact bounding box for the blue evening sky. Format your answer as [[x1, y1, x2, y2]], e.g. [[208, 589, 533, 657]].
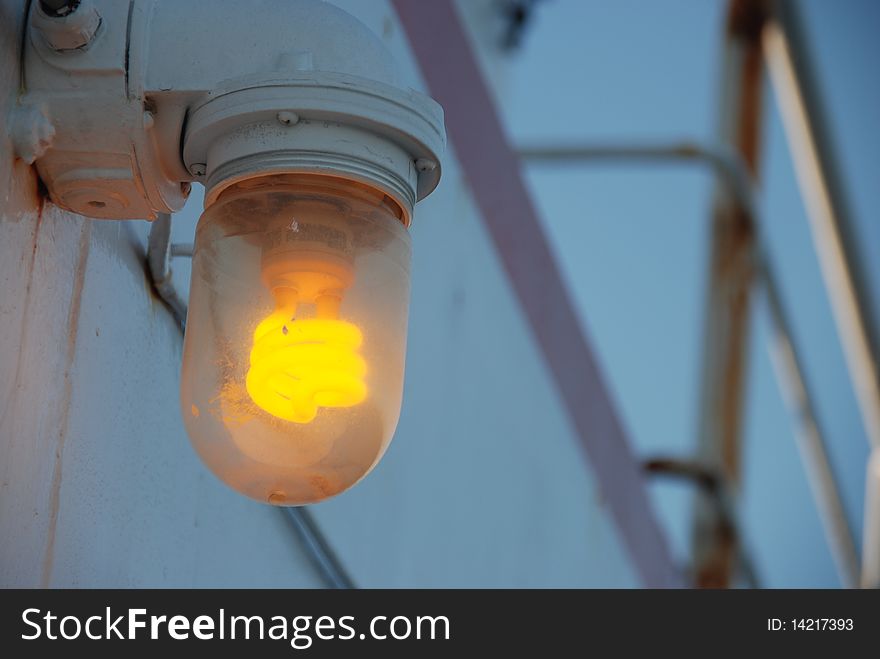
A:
[[501, 0, 879, 586]]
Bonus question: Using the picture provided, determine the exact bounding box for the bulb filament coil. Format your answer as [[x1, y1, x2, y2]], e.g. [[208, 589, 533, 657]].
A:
[[246, 309, 367, 423]]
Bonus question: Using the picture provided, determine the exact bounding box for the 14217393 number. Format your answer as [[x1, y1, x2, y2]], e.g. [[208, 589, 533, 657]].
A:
[[790, 619, 853, 631]]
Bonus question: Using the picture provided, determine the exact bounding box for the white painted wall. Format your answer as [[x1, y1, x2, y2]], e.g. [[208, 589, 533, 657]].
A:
[[1, 0, 637, 587]]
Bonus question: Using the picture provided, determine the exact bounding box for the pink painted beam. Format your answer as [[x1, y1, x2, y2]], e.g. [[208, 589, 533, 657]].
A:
[[393, 0, 680, 587]]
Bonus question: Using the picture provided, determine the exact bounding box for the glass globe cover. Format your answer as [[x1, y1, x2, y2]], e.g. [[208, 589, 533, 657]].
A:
[[181, 174, 411, 505]]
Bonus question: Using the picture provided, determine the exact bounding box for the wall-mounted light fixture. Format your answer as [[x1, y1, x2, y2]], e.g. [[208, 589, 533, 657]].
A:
[[14, 0, 445, 505]]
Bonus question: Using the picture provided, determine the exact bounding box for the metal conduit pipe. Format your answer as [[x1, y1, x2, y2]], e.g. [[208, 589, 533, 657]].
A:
[[282, 507, 356, 589], [519, 142, 756, 217], [863, 449, 880, 588], [644, 457, 761, 588], [764, 0, 880, 453], [759, 256, 860, 588], [763, 0, 880, 589], [170, 243, 193, 258], [147, 214, 188, 331]]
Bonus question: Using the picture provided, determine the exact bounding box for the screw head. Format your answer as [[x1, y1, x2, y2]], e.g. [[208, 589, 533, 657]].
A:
[[276, 111, 300, 126], [190, 163, 206, 177], [63, 186, 130, 217], [415, 158, 437, 173]]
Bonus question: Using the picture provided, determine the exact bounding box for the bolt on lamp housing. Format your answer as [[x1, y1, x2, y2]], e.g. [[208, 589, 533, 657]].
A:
[[15, 0, 445, 505]]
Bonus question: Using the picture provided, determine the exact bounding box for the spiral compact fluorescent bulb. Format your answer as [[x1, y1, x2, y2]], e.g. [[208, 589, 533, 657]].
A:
[[246, 300, 367, 423], [181, 174, 411, 505]]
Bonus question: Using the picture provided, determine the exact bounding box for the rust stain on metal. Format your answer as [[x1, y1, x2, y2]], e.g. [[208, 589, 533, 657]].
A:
[[693, 0, 767, 588], [40, 218, 92, 587], [710, 207, 756, 482], [698, 523, 737, 588]]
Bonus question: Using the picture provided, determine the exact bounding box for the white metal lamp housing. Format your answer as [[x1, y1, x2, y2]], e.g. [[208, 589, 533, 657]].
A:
[[16, 0, 445, 505]]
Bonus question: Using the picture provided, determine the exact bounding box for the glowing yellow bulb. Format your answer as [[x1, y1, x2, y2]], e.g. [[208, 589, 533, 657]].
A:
[[246, 308, 367, 423]]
